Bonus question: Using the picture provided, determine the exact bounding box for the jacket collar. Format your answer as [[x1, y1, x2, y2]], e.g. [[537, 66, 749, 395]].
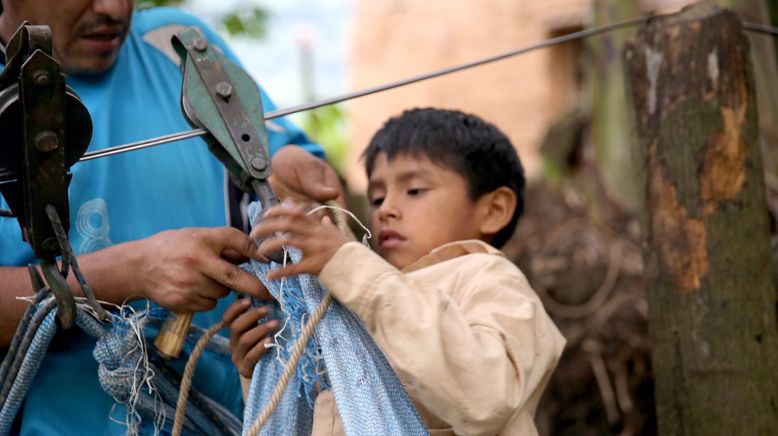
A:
[[402, 240, 504, 273]]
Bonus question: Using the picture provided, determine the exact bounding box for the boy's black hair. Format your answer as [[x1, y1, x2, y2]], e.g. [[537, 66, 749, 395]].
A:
[[362, 107, 525, 248]]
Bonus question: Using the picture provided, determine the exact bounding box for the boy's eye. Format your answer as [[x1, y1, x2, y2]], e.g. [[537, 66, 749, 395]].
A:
[[407, 188, 426, 196], [370, 196, 384, 207]]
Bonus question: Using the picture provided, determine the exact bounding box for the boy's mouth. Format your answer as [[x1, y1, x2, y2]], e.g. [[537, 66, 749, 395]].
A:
[[379, 229, 405, 249]]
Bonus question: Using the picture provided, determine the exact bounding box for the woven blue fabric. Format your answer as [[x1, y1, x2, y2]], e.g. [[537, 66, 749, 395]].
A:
[[242, 202, 428, 436], [84, 307, 241, 435], [0, 301, 241, 436]]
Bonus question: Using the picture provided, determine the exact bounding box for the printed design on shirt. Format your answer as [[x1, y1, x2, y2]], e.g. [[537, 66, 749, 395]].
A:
[[76, 198, 113, 253]]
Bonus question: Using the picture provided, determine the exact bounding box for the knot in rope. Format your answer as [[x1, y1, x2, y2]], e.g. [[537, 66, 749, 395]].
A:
[[92, 305, 164, 433]]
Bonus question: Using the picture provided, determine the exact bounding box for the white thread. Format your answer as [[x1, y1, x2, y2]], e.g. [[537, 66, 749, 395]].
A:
[[102, 301, 165, 435], [306, 204, 372, 245], [18, 296, 164, 433], [125, 301, 165, 434], [14, 295, 39, 304]]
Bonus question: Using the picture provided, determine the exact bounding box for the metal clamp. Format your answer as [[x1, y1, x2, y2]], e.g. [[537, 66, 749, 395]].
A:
[[173, 27, 284, 261], [153, 27, 288, 359], [173, 28, 274, 190], [0, 23, 102, 328]]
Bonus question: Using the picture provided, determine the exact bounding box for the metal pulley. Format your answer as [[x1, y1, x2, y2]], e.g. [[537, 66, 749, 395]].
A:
[[173, 27, 284, 259], [0, 23, 92, 260], [0, 84, 91, 183], [0, 23, 104, 329], [154, 27, 286, 359]]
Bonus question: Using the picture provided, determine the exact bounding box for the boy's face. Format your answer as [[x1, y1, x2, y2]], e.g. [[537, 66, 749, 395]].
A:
[[367, 152, 485, 270]]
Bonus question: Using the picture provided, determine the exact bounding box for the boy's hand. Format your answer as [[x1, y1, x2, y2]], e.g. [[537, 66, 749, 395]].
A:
[[251, 202, 352, 280], [223, 298, 280, 378]]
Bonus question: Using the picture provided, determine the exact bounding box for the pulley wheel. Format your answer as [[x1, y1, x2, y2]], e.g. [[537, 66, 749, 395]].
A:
[[0, 83, 92, 182]]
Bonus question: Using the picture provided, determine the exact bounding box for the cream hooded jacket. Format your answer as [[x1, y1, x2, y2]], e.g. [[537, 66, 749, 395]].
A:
[[303, 240, 566, 435]]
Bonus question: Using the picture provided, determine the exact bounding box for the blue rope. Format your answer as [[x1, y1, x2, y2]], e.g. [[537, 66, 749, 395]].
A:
[[0, 300, 241, 436], [0, 307, 58, 434]]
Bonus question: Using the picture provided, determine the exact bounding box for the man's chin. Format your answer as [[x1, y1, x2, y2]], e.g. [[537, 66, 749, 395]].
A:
[[61, 55, 119, 75]]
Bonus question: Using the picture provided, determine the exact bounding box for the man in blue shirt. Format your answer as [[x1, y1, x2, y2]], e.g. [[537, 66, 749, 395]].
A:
[[0, 0, 343, 433]]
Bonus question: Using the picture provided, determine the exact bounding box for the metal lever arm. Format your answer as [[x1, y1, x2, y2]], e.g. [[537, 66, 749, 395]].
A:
[[172, 28, 275, 193], [0, 23, 97, 329], [154, 28, 286, 359]]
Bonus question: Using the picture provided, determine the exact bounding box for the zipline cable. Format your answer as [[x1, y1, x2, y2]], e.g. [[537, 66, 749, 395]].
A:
[[55, 18, 778, 164], [79, 15, 656, 163], [743, 21, 778, 36]]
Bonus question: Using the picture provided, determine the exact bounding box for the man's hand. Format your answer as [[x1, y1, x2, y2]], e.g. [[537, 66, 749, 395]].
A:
[[251, 202, 352, 280], [269, 146, 345, 206], [136, 227, 269, 312], [224, 298, 279, 378]]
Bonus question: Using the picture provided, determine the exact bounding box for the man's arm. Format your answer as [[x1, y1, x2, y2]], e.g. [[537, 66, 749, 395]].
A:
[[0, 241, 145, 346], [0, 148, 344, 347], [0, 226, 267, 347]]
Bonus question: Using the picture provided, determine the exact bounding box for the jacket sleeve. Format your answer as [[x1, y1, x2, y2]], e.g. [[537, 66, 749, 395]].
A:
[[319, 242, 565, 435]]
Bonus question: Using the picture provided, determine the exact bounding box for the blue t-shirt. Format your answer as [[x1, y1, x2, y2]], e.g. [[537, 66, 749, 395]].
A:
[[0, 7, 322, 434]]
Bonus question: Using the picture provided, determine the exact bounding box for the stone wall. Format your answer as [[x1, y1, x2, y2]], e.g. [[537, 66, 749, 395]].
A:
[[344, 0, 696, 192], [345, 0, 585, 191]]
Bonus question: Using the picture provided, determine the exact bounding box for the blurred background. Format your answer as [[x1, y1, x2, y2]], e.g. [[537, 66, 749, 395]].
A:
[[141, 1, 778, 434]]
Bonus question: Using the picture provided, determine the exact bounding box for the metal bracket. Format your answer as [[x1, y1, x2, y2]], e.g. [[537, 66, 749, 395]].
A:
[[173, 27, 285, 262], [20, 48, 69, 259], [0, 24, 92, 258], [173, 28, 274, 194], [0, 23, 104, 328]]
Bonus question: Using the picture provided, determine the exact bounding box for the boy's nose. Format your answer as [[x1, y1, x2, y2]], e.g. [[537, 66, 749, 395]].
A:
[[378, 198, 401, 221]]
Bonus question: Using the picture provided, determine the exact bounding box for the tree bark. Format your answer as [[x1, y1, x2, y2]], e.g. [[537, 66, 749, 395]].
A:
[[714, 0, 778, 191], [624, 3, 778, 435]]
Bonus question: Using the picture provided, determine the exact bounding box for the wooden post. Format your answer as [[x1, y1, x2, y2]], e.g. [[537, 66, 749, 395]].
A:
[[714, 0, 778, 191], [624, 3, 778, 435]]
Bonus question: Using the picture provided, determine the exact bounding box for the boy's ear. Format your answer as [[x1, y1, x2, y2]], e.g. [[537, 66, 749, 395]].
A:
[[478, 187, 517, 238]]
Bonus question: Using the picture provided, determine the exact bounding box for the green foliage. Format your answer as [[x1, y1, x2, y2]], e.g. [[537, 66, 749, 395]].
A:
[[137, 0, 183, 7], [301, 105, 349, 173], [221, 9, 268, 39], [136, 1, 267, 39]]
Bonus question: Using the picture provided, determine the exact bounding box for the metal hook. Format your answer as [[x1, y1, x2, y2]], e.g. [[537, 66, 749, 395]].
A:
[[27, 264, 45, 293], [44, 204, 110, 323], [40, 259, 76, 329]]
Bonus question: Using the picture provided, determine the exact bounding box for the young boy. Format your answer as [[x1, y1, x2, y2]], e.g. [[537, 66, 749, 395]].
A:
[[225, 108, 566, 435]]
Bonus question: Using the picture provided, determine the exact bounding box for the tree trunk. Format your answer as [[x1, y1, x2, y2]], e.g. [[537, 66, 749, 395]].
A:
[[770, 0, 778, 61], [587, 0, 640, 212], [624, 3, 778, 435], [714, 0, 778, 190]]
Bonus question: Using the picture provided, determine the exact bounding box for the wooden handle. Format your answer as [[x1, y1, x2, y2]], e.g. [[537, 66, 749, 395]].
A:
[[154, 311, 193, 359]]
